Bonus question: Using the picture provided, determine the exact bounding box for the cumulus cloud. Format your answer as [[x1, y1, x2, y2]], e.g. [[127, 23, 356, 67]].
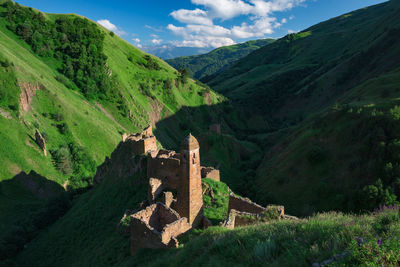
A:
[[133, 38, 141, 43], [152, 39, 163, 44], [170, 8, 213, 25], [168, 24, 235, 48], [97, 19, 126, 36], [167, 0, 307, 48]]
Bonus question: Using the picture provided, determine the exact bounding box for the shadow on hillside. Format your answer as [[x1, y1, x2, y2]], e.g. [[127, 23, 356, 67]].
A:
[[0, 171, 70, 262], [150, 102, 265, 201]]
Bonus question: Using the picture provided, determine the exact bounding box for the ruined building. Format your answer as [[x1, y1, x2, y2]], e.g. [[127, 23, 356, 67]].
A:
[[126, 127, 217, 254]]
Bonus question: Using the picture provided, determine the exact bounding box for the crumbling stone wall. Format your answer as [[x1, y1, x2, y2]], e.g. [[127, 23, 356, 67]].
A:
[[162, 191, 175, 208], [130, 203, 190, 254], [147, 150, 181, 190], [223, 209, 260, 229], [148, 178, 165, 202], [125, 136, 157, 155], [201, 167, 220, 182], [228, 193, 266, 214]]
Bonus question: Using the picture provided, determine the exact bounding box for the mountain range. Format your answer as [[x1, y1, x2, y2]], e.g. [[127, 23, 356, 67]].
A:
[[1, 0, 400, 265]]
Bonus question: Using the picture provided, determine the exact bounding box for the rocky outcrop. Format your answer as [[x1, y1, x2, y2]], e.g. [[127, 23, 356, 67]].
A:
[[35, 129, 47, 156], [19, 81, 40, 113]]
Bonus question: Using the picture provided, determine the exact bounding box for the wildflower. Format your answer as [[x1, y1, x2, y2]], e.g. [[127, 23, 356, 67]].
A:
[[377, 238, 382, 246]]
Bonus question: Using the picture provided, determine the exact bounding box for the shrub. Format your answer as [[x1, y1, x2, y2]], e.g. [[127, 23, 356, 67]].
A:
[[57, 122, 70, 135], [51, 146, 73, 174], [51, 111, 64, 122]]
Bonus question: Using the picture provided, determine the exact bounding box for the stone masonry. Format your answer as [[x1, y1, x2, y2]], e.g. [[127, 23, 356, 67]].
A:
[[123, 125, 158, 155], [129, 130, 211, 254], [175, 134, 204, 227], [228, 193, 267, 214], [201, 167, 220, 182], [130, 203, 191, 254]]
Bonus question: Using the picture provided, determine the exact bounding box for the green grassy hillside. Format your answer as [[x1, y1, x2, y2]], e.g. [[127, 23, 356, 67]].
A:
[[209, 0, 400, 130], [166, 39, 274, 81], [13, 157, 400, 266], [205, 0, 400, 215], [0, 0, 229, 185], [0, 1, 236, 261]]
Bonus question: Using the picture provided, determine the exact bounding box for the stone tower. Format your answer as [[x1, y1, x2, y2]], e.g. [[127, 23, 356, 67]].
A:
[[175, 134, 203, 226]]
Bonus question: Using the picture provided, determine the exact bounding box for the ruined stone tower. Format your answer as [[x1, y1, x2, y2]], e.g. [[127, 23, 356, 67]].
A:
[[175, 134, 203, 226]]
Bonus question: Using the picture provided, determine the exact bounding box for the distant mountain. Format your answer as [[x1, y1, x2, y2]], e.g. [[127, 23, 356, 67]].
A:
[[166, 39, 274, 81], [141, 44, 212, 60]]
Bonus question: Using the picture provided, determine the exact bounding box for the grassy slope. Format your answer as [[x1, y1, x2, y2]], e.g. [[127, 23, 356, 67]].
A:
[[209, 1, 400, 128], [0, 3, 229, 258], [204, 0, 400, 215], [0, 9, 223, 183], [14, 160, 231, 266], [15, 164, 400, 266], [166, 39, 274, 81]]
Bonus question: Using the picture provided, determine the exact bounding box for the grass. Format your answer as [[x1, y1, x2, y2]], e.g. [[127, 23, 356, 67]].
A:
[[202, 178, 230, 224], [126, 208, 400, 266], [12, 154, 400, 266]]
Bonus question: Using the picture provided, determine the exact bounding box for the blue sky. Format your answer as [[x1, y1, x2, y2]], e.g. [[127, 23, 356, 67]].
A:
[[16, 0, 387, 49]]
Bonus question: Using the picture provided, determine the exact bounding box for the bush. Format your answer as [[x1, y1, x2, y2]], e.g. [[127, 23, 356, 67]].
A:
[[51, 146, 73, 174], [51, 111, 64, 122], [57, 122, 70, 135]]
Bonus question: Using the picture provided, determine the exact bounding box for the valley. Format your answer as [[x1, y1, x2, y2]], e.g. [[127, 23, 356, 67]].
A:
[[0, 0, 400, 266]]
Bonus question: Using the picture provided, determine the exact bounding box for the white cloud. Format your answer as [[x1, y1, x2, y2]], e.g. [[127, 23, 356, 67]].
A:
[[288, 29, 297, 33], [145, 25, 164, 32], [137, 44, 143, 48], [152, 39, 163, 45], [168, 23, 234, 48], [133, 38, 141, 43], [97, 19, 126, 36], [170, 8, 213, 25], [167, 0, 307, 48], [232, 16, 276, 38]]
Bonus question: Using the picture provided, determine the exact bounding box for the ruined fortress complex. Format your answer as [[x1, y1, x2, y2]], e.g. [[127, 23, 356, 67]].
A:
[[122, 126, 219, 254], [121, 126, 292, 254]]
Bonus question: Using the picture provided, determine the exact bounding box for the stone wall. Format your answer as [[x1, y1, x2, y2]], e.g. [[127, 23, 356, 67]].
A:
[[201, 167, 220, 182], [130, 203, 190, 254], [148, 178, 165, 202], [147, 151, 181, 190], [223, 209, 261, 229], [228, 193, 266, 214]]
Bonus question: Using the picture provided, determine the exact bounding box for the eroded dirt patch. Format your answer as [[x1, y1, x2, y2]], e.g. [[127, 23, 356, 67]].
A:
[[0, 108, 12, 119], [148, 99, 164, 126], [18, 80, 40, 112]]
